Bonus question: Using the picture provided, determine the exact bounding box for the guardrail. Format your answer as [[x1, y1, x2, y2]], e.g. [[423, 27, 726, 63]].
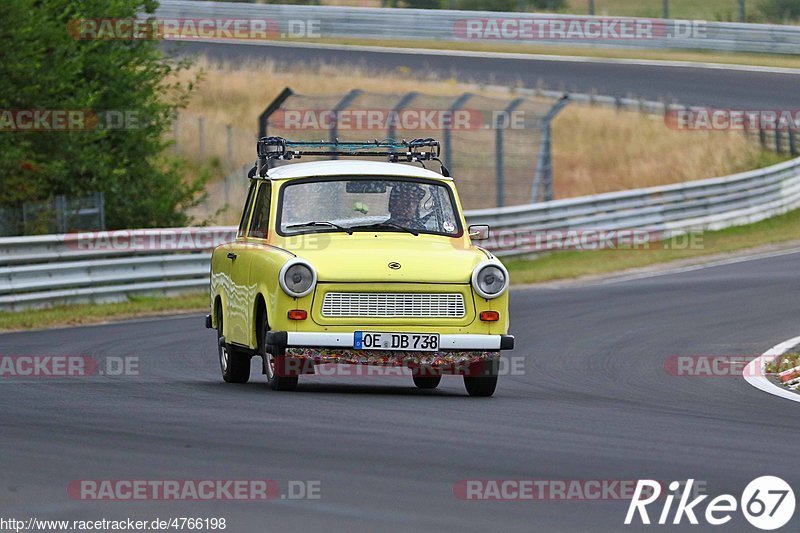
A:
[[2, 156, 799, 310], [155, 0, 800, 55]]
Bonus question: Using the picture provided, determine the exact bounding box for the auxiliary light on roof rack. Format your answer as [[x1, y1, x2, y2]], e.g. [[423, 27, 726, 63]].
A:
[[253, 137, 449, 177]]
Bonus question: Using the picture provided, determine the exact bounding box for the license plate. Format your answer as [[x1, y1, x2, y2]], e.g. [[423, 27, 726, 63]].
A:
[[354, 331, 440, 352]]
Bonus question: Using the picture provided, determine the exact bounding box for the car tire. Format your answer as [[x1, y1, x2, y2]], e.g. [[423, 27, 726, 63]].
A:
[[412, 376, 441, 389], [463, 359, 499, 397], [463, 376, 497, 397], [217, 310, 251, 384], [259, 312, 298, 392]]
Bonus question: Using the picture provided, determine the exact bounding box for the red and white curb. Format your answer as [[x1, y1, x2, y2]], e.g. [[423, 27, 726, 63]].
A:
[[778, 365, 800, 387], [744, 335, 800, 403]]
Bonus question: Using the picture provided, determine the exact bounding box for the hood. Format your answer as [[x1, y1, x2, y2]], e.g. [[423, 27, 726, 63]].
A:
[[277, 233, 489, 284]]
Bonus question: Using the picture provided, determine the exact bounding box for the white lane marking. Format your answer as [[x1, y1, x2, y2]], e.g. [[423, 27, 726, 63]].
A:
[[171, 38, 800, 76], [744, 336, 800, 403]]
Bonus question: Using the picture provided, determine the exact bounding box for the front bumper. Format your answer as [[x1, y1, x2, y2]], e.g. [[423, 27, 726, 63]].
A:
[[266, 331, 514, 351], [265, 331, 514, 373]]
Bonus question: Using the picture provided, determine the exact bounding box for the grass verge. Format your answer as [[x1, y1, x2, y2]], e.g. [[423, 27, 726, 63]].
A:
[[0, 293, 208, 333], [505, 206, 800, 284]]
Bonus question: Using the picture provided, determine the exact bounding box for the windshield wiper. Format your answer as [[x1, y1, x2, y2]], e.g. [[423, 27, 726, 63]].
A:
[[286, 221, 353, 235], [350, 222, 419, 236]]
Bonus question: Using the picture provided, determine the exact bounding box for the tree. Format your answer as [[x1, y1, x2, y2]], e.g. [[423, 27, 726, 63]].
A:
[[0, 0, 203, 230]]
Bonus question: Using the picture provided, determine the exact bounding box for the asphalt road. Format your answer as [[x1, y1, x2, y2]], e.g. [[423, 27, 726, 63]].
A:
[[167, 40, 800, 108], [1, 251, 798, 532]]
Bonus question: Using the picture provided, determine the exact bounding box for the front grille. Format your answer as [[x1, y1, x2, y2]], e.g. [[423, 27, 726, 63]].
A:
[[321, 292, 466, 318]]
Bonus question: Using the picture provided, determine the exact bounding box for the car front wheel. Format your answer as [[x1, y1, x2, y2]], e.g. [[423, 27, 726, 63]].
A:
[[259, 312, 298, 391], [217, 311, 251, 384]]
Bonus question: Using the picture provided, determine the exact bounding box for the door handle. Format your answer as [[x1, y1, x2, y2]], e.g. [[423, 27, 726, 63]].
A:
[[226, 252, 237, 260]]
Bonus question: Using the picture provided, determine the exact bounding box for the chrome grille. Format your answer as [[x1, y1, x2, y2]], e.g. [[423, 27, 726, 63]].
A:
[[321, 292, 466, 318]]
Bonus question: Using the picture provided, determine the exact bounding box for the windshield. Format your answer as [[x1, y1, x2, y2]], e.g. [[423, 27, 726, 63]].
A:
[[278, 177, 462, 237]]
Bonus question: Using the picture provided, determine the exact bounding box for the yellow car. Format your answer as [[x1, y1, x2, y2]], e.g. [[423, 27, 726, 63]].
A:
[[205, 138, 514, 397]]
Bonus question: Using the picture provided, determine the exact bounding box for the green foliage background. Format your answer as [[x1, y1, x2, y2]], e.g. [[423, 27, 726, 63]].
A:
[[0, 0, 203, 230]]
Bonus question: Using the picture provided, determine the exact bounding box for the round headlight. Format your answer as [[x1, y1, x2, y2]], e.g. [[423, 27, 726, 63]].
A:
[[471, 261, 509, 299], [279, 259, 317, 298]]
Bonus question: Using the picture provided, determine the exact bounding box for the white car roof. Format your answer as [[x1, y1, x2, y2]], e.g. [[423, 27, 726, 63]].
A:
[[265, 160, 452, 181]]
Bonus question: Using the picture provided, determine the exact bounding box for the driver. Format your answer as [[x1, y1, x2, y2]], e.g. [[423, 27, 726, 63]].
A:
[[387, 183, 426, 229]]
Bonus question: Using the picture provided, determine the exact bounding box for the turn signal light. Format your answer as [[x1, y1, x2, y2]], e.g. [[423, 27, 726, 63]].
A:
[[287, 309, 308, 320], [480, 311, 500, 322]]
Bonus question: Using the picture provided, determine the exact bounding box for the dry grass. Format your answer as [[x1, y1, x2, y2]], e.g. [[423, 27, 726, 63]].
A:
[[178, 58, 468, 129], [175, 58, 779, 222], [551, 105, 770, 196], [172, 58, 469, 170]]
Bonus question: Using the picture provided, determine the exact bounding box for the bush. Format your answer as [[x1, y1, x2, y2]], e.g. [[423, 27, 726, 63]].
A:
[[759, 0, 800, 21], [0, 0, 204, 230]]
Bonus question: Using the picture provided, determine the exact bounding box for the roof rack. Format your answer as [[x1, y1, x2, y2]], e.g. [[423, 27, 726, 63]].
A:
[[253, 137, 449, 178]]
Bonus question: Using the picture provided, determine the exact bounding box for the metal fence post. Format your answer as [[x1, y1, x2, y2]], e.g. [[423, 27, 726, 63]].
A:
[[258, 87, 294, 170], [662, 0, 669, 19], [588, 0, 594, 15], [198, 117, 205, 159], [330, 89, 363, 160], [532, 95, 570, 203], [495, 98, 525, 208], [226, 124, 233, 164], [776, 130, 783, 154], [55, 195, 67, 234], [789, 127, 797, 157], [172, 115, 179, 153], [444, 93, 473, 174], [387, 91, 418, 143], [97, 192, 106, 230], [258, 87, 294, 140]]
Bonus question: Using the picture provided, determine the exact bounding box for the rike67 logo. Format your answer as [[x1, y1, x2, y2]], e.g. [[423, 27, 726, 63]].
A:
[[625, 477, 795, 530]]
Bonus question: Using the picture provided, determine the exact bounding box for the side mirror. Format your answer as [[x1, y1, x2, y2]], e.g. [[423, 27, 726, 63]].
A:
[[468, 224, 490, 241]]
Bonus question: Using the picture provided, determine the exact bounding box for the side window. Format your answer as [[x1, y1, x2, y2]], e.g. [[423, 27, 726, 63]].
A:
[[248, 183, 272, 239], [237, 181, 257, 238]]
